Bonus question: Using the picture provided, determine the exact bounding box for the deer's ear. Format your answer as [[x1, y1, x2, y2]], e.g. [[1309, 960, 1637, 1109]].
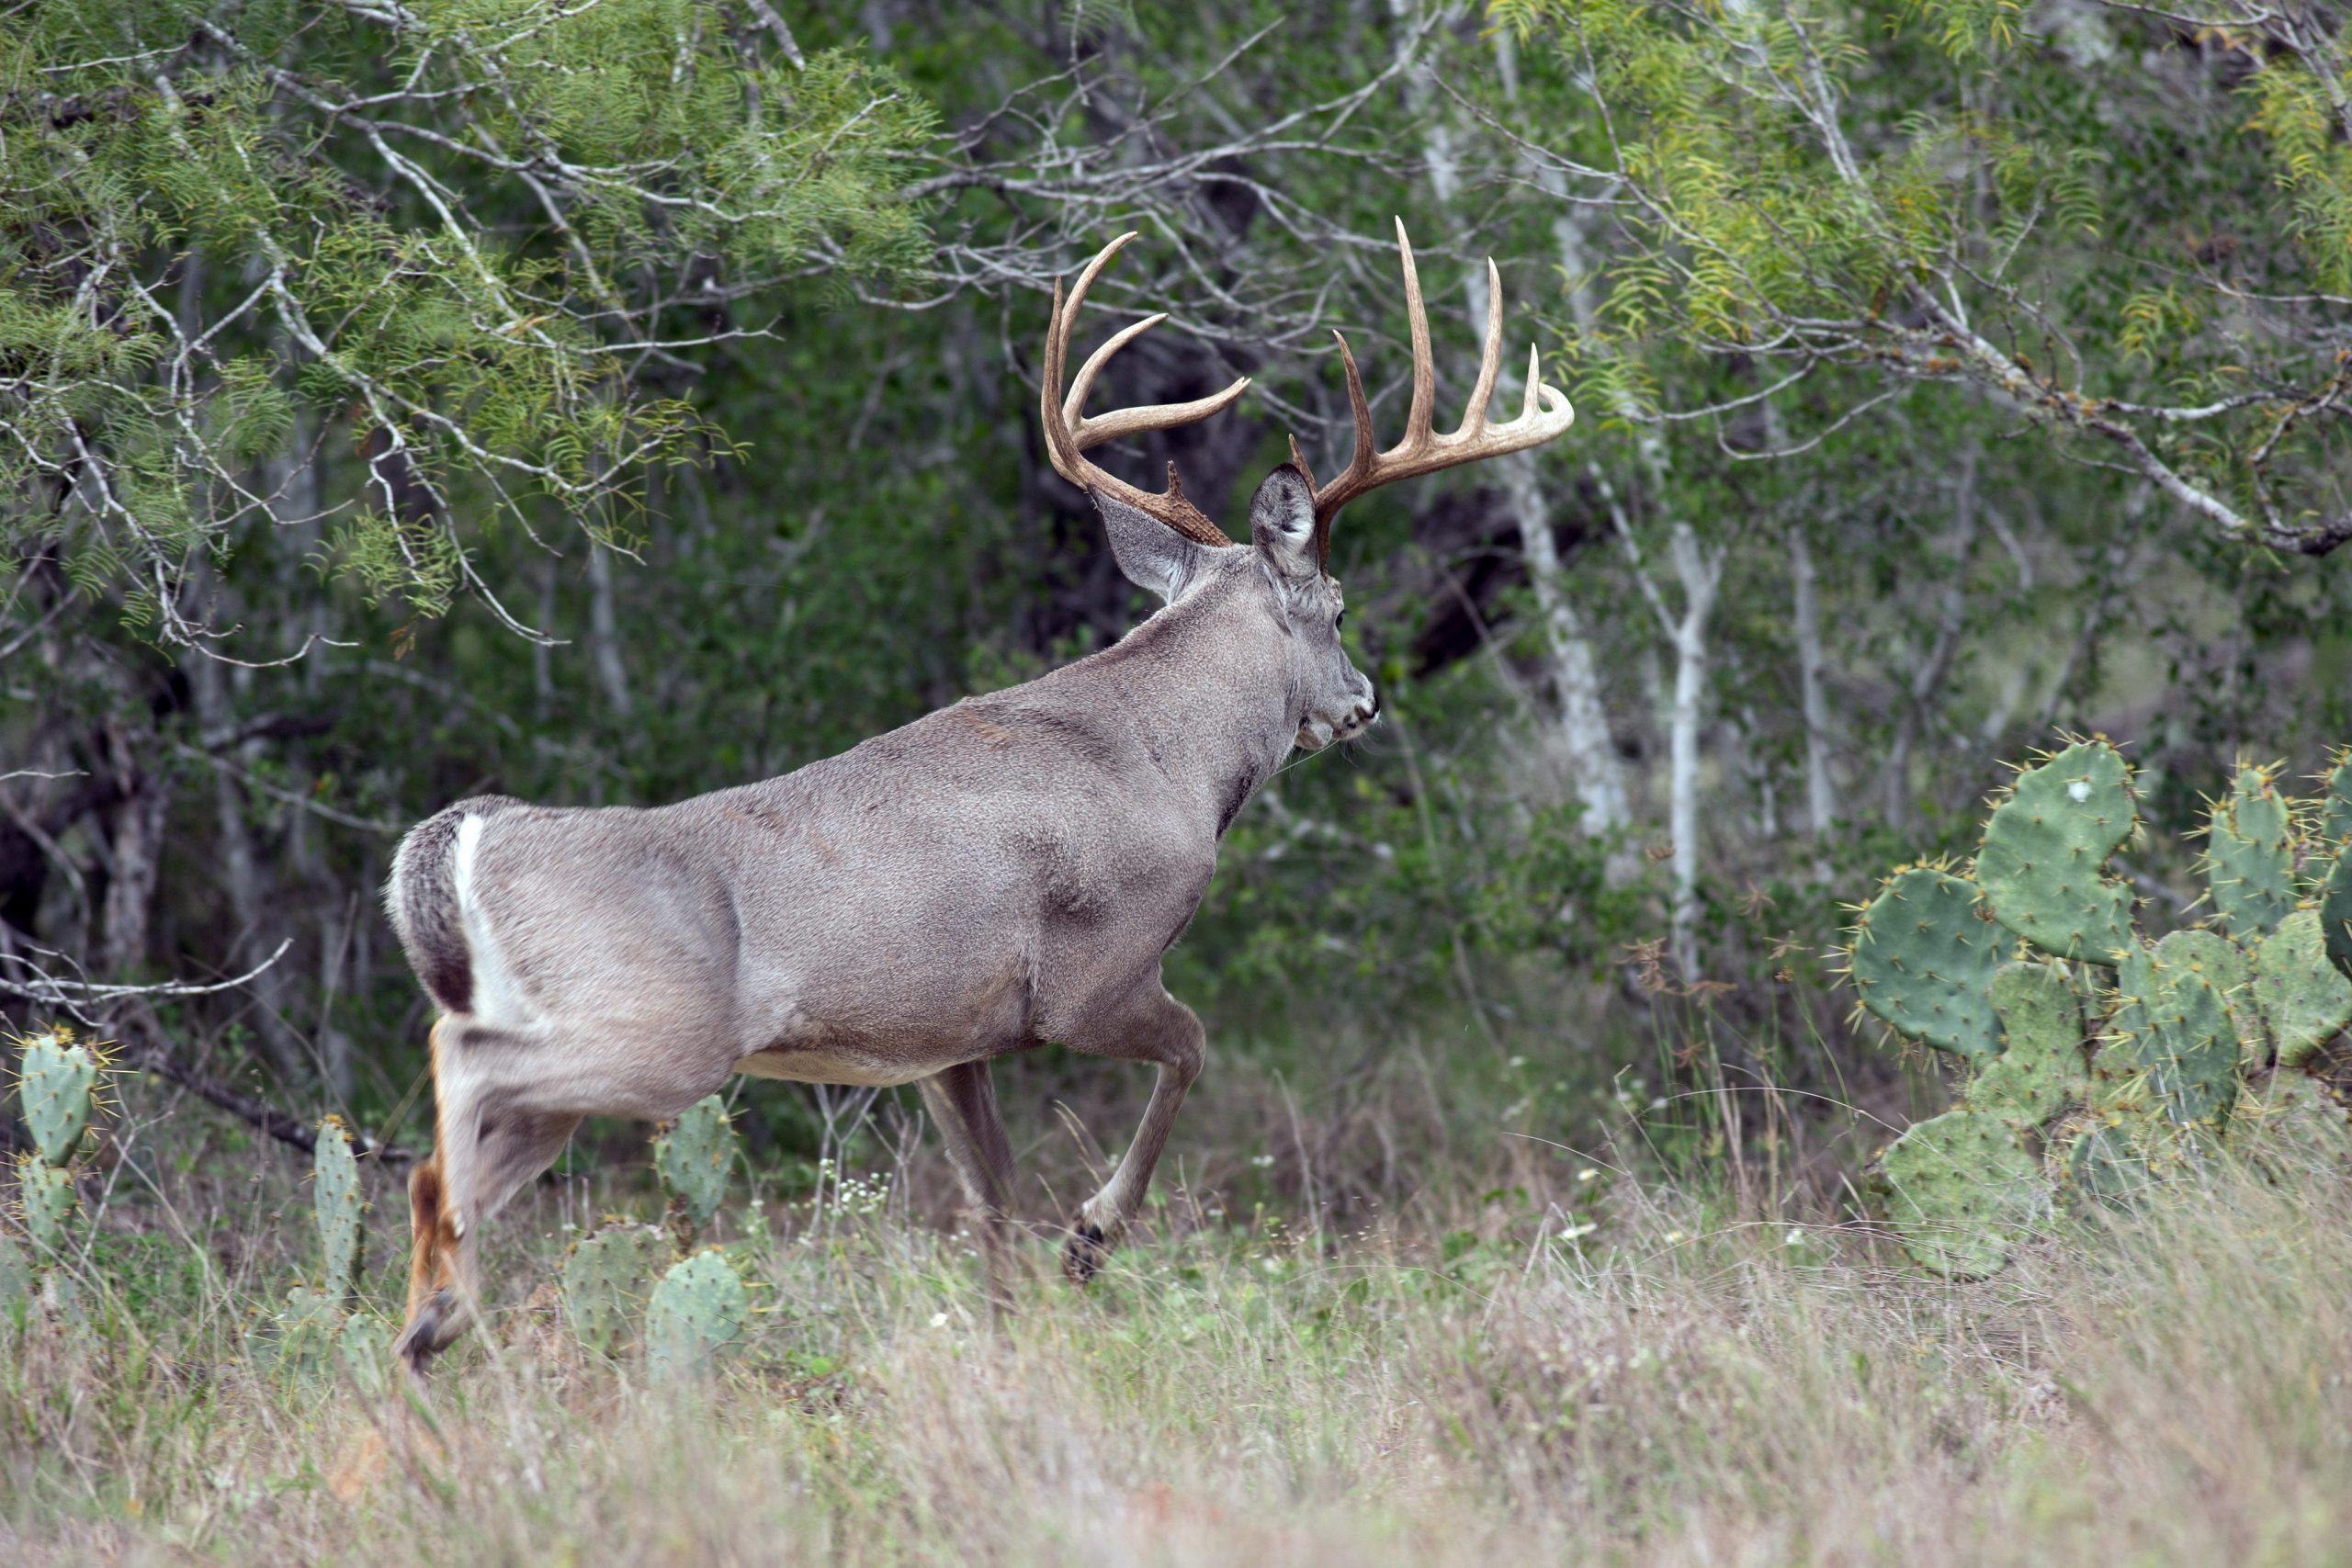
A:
[[1248, 464, 1317, 579], [1093, 490, 1221, 604]]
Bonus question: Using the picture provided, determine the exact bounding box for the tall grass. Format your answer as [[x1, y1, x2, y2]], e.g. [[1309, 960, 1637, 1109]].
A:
[[5, 1055, 2349, 1566]]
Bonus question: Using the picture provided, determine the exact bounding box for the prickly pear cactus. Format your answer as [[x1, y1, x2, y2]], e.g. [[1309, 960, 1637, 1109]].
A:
[[563, 1224, 666, 1357], [313, 1116, 363, 1301], [2253, 910, 2352, 1069], [2205, 764, 2299, 941], [17, 1028, 97, 1166], [645, 1249, 749, 1379], [654, 1096, 736, 1234], [1874, 1110, 2041, 1276], [1847, 867, 2005, 1061], [1970, 962, 2087, 1127], [15, 1156, 74, 1253], [1844, 738, 2352, 1277], [1974, 741, 2136, 964]]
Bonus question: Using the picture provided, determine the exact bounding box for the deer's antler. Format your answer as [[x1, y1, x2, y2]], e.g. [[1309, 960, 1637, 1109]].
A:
[[1293, 219, 1576, 569], [1041, 232, 1251, 547]]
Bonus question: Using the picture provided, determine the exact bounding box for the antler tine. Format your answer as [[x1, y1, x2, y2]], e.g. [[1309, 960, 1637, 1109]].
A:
[[1302, 218, 1577, 564], [1398, 217, 1435, 445], [1039, 232, 1250, 548], [1464, 258, 1506, 438]]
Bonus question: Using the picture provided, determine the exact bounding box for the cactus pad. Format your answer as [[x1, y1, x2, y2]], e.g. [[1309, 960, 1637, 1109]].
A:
[[16, 1156, 74, 1252], [2063, 1115, 2160, 1200], [1970, 961, 2087, 1127], [2323, 851, 2352, 986], [654, 1096, 736, 1231], [1875, 1110, 2041, 1276], [2252, 909, 2352, 1069], [17, 1029, 97, 1167], [646, 1249, 749, 1379], [1975, 741, 2136, 964], [2317, 753, 2352, 856], [2130, 968, 2239, 1131], [563, 1224, 666, 1357], [0, 1232, 26, 1314], [1847, 867, 2005, 1060], [2205, 764, 2298, 940], [313, 1117, 363, 1300]]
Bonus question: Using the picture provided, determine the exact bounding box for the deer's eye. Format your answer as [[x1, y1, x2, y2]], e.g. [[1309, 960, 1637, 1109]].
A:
[[1335, 609, 1346, 630]]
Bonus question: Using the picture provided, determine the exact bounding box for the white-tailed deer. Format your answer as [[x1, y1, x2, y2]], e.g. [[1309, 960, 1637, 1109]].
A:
[[385, 220, 1572, 1370]]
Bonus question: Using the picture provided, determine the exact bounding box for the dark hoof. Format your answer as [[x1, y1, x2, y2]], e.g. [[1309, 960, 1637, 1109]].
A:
[[392, 1288, 460, 1374], [1062, 1221, 1108, 1285]]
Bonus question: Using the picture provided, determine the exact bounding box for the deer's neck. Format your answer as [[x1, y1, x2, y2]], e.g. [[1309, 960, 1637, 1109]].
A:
[[1055, 578, 1296, 836]]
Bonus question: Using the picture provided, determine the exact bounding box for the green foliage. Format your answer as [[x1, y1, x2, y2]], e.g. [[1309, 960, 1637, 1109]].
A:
[[645, 1248, 750, 1380], [655, 1095, 737, 1236], [0, 4, 937, 626], [1975, 740, 2136, 964]]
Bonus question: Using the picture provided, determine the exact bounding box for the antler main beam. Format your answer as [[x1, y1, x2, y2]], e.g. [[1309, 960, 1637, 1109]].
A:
[[1294, 218, 1577, 568], [1041, 232, 1251, 547]]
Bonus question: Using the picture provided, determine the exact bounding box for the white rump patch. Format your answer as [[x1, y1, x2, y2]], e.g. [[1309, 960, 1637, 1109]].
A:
[[452, 814, 533, 1026]]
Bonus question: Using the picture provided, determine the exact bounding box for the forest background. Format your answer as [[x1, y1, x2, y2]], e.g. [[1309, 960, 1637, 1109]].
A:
[[13, 0, 2351, 1190]]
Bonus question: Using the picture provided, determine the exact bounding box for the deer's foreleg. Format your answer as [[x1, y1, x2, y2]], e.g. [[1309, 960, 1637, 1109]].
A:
[[1058, 988, 1204, 1283]]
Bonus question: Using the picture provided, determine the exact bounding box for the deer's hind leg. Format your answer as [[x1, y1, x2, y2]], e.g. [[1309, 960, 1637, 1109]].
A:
[[394, 1016, 582, 1373], [919, 1060, 1021, 1314]]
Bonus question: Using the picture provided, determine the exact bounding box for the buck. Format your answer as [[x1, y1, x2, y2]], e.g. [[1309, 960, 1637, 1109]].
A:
[[385, 220, 1573, 1371]]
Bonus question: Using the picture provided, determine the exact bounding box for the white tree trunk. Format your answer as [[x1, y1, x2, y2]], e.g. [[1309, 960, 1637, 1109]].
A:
[[586, 544, 633, 719], [1664, 523, 1723, 981], [1788, 525, 1837, 839]]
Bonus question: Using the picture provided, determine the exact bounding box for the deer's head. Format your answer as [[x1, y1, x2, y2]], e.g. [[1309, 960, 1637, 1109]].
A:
[[1040, 222, 1574, 755]]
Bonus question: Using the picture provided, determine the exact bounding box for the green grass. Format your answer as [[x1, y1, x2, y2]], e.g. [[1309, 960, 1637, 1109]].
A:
[[6, 1068, 2352, 1565]]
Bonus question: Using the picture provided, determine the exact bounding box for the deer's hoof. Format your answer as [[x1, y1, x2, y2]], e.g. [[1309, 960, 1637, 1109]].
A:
[[392, 1287, 460, 1374], [1062, 1221, 1108, 1285]]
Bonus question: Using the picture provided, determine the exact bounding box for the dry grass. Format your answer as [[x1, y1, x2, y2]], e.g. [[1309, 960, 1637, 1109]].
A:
[[5, 1079, 2351, 1567]]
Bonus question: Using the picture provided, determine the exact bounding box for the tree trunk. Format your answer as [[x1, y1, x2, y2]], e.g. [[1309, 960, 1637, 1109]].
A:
[[1788, 524, 1837, 839], [1665, 524, 1723, 982]]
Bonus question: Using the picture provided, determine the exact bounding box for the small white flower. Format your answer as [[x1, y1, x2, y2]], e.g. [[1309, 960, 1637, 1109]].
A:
[[1663, 1230, 1686, 1245], [1577, 1168, 1599, 1183], [930, 1311, 949, 1328], [1251, 1154, 1275, 1168], [1558, 1221, 1597, 1242], [1784, 1228, 1804, 1247]]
